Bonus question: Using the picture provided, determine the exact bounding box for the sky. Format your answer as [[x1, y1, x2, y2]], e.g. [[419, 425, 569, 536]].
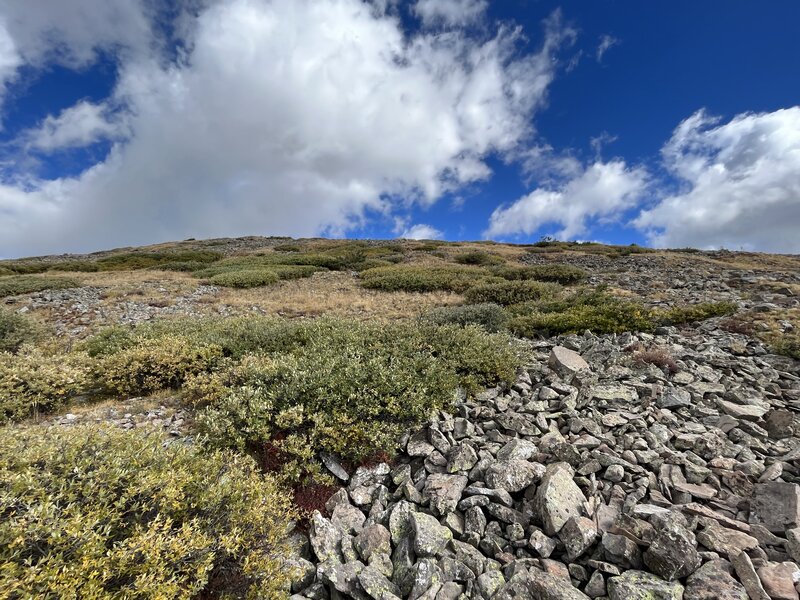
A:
[[0, 0, 799, 258]]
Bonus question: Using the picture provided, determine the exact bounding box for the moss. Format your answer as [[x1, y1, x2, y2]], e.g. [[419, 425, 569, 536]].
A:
[[0, 425, 297, 599]]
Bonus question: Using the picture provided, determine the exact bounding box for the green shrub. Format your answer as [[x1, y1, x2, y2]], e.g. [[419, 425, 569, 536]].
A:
[[273, 243, 302, 252], [0, 267, 14, 276], [423, 303, 509, 333], [45, 260, 100, 272], [94, 250, 222, 271], [657, 301, 737, 325], [0, 425, 297, 599], [453, 251, 504, 266], [489, 264, 587, 284], [0, 350, 90, 423], [95, 335, 223, 396], [509, 290, 655, 337], [0, 261, 50, 274], [0, 308, 41, 353], [149, 260, 209, 272], [0, 275, 80, 298], [360, 264, 492, 293], [771, 335, 800, 360], [464, 280, 561, 306], [208, 269, 280, 288], [192, 318, 520, 481]]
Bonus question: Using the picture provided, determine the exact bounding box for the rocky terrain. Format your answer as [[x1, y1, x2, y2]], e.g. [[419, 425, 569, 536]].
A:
[[290, 325, 800, 600]]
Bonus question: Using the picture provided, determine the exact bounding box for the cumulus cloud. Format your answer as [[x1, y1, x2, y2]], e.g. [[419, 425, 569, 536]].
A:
[[23, 101, 124, 151], [414, 0, 488, 27], [0, 0, 570, 257], [398, 224, 444, 240], [635, 107, 800, 252], [486, 160, 648, 240]]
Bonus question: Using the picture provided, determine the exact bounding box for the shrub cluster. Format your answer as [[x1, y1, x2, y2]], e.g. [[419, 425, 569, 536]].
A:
[[453, 251, 505, 266], [360, 264, 493, 293], [423, 303, 509, 333], [464, 280, 561, 306], [208, 269, 280, 288], [0, 308, 41, 353], [0, 275, 81, 298], [0, 425, 297, 599], [657, 301, 737, 325], [0, 349, 90, 423]]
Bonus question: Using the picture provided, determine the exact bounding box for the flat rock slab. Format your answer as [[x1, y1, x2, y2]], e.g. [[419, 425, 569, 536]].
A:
[[750, 481, 800, 533], [549, 346, 590, 377]]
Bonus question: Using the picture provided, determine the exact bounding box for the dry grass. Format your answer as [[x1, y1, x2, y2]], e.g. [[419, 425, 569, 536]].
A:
[[214, 271, 462, 320]]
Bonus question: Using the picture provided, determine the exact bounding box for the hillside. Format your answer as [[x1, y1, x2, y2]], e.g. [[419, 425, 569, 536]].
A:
[[1, 237, 799, 599]]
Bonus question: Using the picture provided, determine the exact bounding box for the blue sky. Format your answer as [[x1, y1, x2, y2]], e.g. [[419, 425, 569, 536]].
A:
[[0, 0, 798, 257]]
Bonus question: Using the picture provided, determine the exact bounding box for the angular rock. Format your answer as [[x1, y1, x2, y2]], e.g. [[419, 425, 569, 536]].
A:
[[657, 387, 692, 409], [358, 566, 402, 600], [407, 430, 435, 457], [355, 524, 391, 563], [696, 522, 759, 557], [559, 516, 598, 561], [496, 438, 538, 461], [643, 521, 701, 580], [716, 399, 767, 421], [528, 568, 591, 599], [446, 443, 478, 474], [549, 346, 590, 378], [730, 551, 771, 600], [607, 570, 684, 600], [423, 474, 468, 516], [756, 562, 800, 600], [309, 511, 344, 563], [484, 459, 545, 493], [412, 512, 453, 557], [750, 482, 800, 533], [332, 503, 366, 535], [533, 462, 587, 535], [317, 560, 367, 599], [684, 559, 747, 600], [601, 532, 643, 570]]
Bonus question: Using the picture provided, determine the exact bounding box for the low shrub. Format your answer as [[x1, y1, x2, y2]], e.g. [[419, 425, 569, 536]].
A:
[[208, 269, 280, 288], [95, 335, 223, 396], [0, 275, 80, 298], [0, 349, 90, 423], [0, 425, 297, 599], [464, 280, 561, 306], [95, 250, 222, 271], [0, 267, 14, 276], [0, 308, 41, 353], [490, 264, 587, 284], [453, 251, 504, 266], [423, 303, 509, 333], [0, 261, 50, 274], [149, 260, 209, 272], [631, 347, 679, 374], [191, 318, 520, 482], [720, 316, 756, 335], [360, 264, 492, 293], [274, 243, 302, 252], [46, 260, 100, 272], [770, 335, 800, 360], [657, 301, 737, 325], [509, 290, 655, 337]]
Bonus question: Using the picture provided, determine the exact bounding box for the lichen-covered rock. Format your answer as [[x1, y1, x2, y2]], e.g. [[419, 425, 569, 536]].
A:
[[411, 512, 453, 557], [643, 522, 701, 580], [485, 459, 545, 493], [533, 462, 587, 536], [607, 570, 684, 600], [684, 560, 747, 600], [423, 474, 468, 516]]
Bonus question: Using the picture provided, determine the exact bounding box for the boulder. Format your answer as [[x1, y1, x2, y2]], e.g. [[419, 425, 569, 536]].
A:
[[549, 346, 590, 377], [423, 474, 468, 516], [643, 522, 701, 580], [533, 462, 587, 535], [607, 570, 684, 600]]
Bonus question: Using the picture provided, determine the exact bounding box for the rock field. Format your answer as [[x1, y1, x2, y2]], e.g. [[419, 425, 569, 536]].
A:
[[291, 323, 800, 599]]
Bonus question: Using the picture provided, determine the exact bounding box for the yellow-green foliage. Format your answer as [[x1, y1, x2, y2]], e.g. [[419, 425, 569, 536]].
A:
[[488, 264, 586, 284], [96, 335, 223, 396], [453, 251, 505, 266], [0, 425, 297, 600], [464, 280, 562, 306], [0, 266, 14, 276], [94, 250, 223, 271], [771, 335, 800, 359], [0, 275, 80, 297], [0, 350, 90, 423], [360, 264, 494, 293], [657, 301, 737, 325], [208, 269, 280, 288], [0, 308, 41, 353], [189, 318, 520, 480], [423, 303, 509, 333]]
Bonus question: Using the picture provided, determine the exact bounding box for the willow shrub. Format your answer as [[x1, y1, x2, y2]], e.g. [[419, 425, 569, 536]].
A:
[[657, 301, 737, 325], [0, 425, 297, 599], [208, 269, 281, 288], [360, 264, 495, 293], [188, 318, 521, 482], [0, 349, 91, 424], [0, 275, 80, 298], [464, 280, 562, 306], [0, 307, 41, 353], [423, 303, 509, 333]]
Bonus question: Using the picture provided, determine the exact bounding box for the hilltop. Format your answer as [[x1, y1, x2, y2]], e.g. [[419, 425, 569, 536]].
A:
[[1, 237, 799, 599]]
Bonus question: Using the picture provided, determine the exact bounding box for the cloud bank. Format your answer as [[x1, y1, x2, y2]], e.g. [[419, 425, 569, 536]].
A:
[[0, 0, 570, 257]]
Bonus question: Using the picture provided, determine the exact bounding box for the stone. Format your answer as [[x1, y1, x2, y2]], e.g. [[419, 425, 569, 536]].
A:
[[476, 569, 505, 598], [388, 500, 416, 545], [411, 512, 453, 557], [317, 560, 367, 599], [528, 568, 591, 599], [716, 399, 768, 421], [496, 438, 538, 461], [605, 464, 625, 482], [320, 451, 350, 481], [730, 551, 771, 600], [750, 482, 800, 533], [533, 462, 587, 535], [643, 522, 701, 580], [765, 409, 796, 439], [407, 430, 435, 457], [588, 383, 638, 403], [358, 566, 402, 600], [696, 522, 759, 557], [559, 516, 598, 561], [289, 557, 317, 593], [787, 528, 800, 563], [355, 524, 391, 563], [423, 474, 468, 516], [331, 503, 366, 535], [549, 346, 590, 377], [756, 562, 800, 600], [484, 459, 545, 493], [446, 444, 478, 473], [607, 570, 684, 600], [529, 529, 558, 558], [657, 387, 692, 409], [601, 532, 643, 569], [435, 582, 463, 600], [585, 571, 606, 598], [309, 511, 344, 563], [684, 559, 747, 600], [408, 558, 442, 600]]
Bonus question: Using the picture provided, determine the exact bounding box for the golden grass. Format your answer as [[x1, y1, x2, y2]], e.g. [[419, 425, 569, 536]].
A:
[[214, 270, 462, 320]]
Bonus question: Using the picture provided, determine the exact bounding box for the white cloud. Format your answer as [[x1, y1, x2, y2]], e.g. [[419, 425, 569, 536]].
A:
[[486, 160, 648, 240], [398, 223, 444, 240], [635, 107, 800, 252], [414, 0, 488, 27], [0, 0, 570, 257], [596, 34, 618, 62], [24, 101, 124, 151]]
